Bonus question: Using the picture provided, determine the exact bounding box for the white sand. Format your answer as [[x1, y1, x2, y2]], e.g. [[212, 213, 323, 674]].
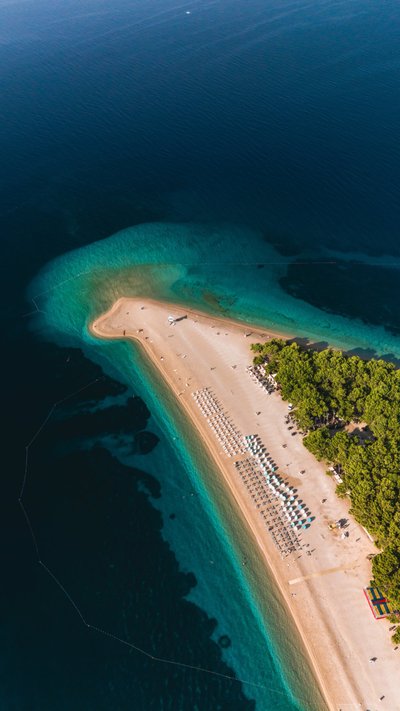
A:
[[91, 297, 400, 711]]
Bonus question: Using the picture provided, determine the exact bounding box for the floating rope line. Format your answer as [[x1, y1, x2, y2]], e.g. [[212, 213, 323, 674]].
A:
[[17, 377, 312, 704]]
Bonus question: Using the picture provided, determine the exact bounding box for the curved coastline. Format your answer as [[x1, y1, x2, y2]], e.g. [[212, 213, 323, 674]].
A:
[[90, 301, 328, 711], [89, 297, 399, 711]]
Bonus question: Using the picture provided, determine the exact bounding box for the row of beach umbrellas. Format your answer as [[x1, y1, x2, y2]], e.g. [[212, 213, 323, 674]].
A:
[[244, 434, 313, 529]]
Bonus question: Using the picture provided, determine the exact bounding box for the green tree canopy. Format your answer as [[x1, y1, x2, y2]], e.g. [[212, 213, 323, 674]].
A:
[[252, 339, 400, 614]]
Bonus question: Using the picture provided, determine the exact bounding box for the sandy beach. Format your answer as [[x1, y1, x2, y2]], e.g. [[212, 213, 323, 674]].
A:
[[91, 297, 400, 711]]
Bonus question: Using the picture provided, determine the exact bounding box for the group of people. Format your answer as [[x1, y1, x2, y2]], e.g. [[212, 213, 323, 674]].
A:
[[246, 364, 276, 394], [192, 387, 247, 457]]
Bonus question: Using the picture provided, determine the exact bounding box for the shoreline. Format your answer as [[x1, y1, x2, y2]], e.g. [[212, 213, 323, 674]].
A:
[[123, 329, 328, 711], [90, 297, 400, 711], [119, 314, 324, 710]]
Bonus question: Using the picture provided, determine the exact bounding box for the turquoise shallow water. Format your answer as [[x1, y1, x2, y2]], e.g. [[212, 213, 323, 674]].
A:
[[28, 216, 400, 710], [29, 223, 333, 710], [31, 220, 400, 359]]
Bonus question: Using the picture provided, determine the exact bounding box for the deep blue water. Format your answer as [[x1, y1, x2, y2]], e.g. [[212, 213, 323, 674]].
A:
[[3, 0, 400, 708]]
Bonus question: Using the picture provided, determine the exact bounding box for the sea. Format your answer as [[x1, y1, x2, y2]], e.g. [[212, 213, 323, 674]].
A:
[[2, 0, 400, 709]]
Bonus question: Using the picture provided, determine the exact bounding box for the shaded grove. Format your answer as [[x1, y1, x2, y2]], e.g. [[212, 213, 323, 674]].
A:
[[252, 339, 400, 638]]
